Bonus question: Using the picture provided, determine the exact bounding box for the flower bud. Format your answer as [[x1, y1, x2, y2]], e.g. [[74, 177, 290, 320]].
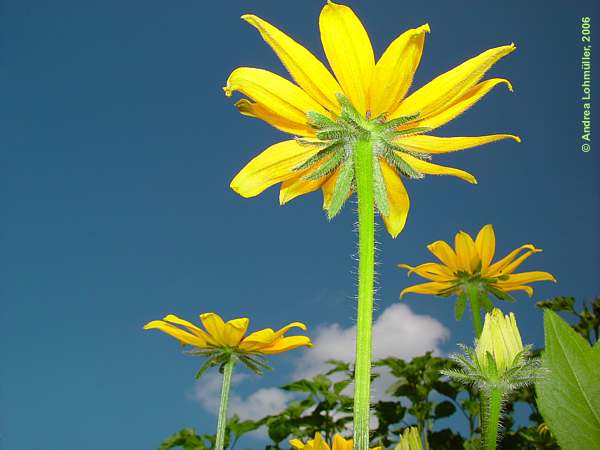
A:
[[475, 308, 524, 375]]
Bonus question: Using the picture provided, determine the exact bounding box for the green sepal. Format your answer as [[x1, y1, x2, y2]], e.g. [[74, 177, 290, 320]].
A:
[[392, 126, 432, 137], [336, 92, 363, 126], [293, 141, 341, 171], [480, 290, 495, 312], [303, 150, 344, 181], [317, 128, 351, 141], [327, 157, 354, 219], [372, 155, 389, 216], [383, 112, 420, 130], [383, 150, 424, 179], [195, 355, 220, 380], [488, 286, 516, 303], [381, 140, 432, 161], [455, 292, 467, 321], [306, 111, 336, 129], [238, 354, 272, 376]]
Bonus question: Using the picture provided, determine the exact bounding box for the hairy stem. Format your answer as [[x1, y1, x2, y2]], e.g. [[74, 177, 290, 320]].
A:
[[468, 285, 483, 338], [215, 355, 237, 450], [353, 139, 375, 450], [483, 388, 503, 450]]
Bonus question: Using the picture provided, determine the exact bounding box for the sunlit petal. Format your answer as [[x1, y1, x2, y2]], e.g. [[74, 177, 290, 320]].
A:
[[400, 281, 453, 297], [379, 160, 410, 238], [475, 224, 496, 271], [396, 133, 521, 154], [427, 240, 458, 271], [401, 154, 477, 184]]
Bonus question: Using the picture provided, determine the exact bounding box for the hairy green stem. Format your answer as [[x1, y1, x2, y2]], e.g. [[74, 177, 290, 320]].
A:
[[468, 285, 483, 338], [483, 388, 503, 450], [353, 139, 375, 450], [215, 355, 237, 450]]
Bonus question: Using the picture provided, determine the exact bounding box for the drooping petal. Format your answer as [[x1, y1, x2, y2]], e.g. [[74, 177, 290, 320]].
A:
[[379, 160, 410, 238], [396, 133, 521, 154], [231, 140, 324, 198], [279, 174, 327, 205], [273, 321, 308, 339], [368, 24, 430, 117], [222, 318, 250, 347], [319, 1, 375, 115], [242, 14, 342, 112], [401, 154, 477, 184], [391, 44, 516, 119], [235, 99, 315, 136], [454, 231, 480, 272], [259, 335, 313, 354], [498, 271, 557, 286], [224, 67, 328, 129], [398, 262, 455, 282], [143, 320, 208, 348], [484, 244, 537, 277], [427, 240, 458, 271], [475, 224, 496, 271], [493, 284, 534, 297], [199, 313, 227, 345], [497, 248, 543, 275], [400, 281, 454, 297], [162, 314, 212, 341], [415, 78, 515, 130]]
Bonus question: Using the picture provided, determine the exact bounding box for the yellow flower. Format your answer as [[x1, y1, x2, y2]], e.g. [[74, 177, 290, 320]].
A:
[[394, 427, 423, 450], [475, 308, 524, 374], [399, 224, 556, 300], [225, 1, 519, 238], [144, 312, 312, 355], [290, 433, 381, 450]]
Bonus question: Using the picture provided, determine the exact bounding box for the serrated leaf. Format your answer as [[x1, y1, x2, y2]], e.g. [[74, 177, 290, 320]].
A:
[[455, 293, 467, 321], [536, 310, 600, 450]]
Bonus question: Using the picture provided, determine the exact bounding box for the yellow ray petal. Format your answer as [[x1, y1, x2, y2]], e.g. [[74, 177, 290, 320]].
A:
[[273, 321, 307, 339], [398, 262, 455, 282], [199, 313, 226, 345], [235, 99, 315, 136], [493, 284, 534, 297], [332, 434, 353, 450], [497, 248, 543, 275], [427, 240, 458, 271], [319, 1, 375, 115], [368, 24, 429, 117], [400, 281, 453, 298], [241, 328, 276, 345], [224, 67, 328, 128], [222, 318, 250, 347], [314, 433, 329, 450], [231, 140, 324, 198], [242, 14, 341, 112], [500, 271, 556, 285], [454, 231, 480, 272], [279, 174, 327, 205], [401, 154, 477, 184], [391, 44, 515, 119], [415, 78, 514, 130], [289, 439, 307, 449], [143, 320, 208, 348], [395, 133, 521, 154], [162, 314, 212, 341], [379, 160, 410, 238], [475, 224, 496, 271], [259, 335, 313, 354], [484, 244, 537, 276]]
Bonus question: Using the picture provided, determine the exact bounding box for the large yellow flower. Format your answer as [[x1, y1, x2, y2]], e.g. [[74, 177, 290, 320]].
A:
[[144, 312, 312, 355], [399, 224, 556, 300], [225, 1, 519, 237], [290, 433, 381, 450]]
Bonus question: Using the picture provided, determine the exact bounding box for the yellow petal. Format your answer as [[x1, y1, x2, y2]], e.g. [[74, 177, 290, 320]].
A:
[[492, 284, 534, 297], [235, 99, 315, 136], [454, 231, 480, 272], [231, 140, 323, 198], [240, 328, 276, 347], [416, 78, 515, 130], [313, 433, 330, 450], [319, 1, 374, 115], [199, 313, 227, 345], [368, 24, 430, 116], [398, 262, 455, 282], [475, 224, 496, 271], [500, 271, 556, 285], [321, 166, 352, 209], [401, 154, 477, 184], [279, 174, 327, 205], [259, 335, 313, 354], [222, 318, 250, 347], [400, 281, 453, 298], [396, 133, 521, 154], [224, 67, 328, 128], [427, 240, 458, 271], [162, 314, 213, 342], [143, 320, 208, 348], [485, 244, 537, 276], [391, 44, 515, 119], [289, 439, 306, 449], [332, 434, 353, 450], [273, 321, 307, 339], [497, 248, 543, 275], [242, 14, 341, 112], [379, 160, 410, 238]]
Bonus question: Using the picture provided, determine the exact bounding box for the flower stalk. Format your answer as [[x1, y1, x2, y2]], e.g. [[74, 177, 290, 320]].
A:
[[483, 387, 503, 450], [215, 354, 237, 450], [353, 139, 375, 449]]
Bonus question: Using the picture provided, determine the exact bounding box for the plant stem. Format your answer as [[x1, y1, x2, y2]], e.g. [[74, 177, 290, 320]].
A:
[[483, 388, 503, 450], [215, 355, 236, 450], [353, 139, 375, 450], [468, 285, 483, 338]]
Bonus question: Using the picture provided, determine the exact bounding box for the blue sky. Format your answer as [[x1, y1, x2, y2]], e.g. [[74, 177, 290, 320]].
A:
[[2, 0, 599, 449]]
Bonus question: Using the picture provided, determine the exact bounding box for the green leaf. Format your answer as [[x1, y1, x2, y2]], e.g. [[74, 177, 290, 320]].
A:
[[487, 286, 516, 303], [434, 400, 456, 419], [536, 310, 600, 450], [454, 293, 467, 321], [536, 296, 576, 313]]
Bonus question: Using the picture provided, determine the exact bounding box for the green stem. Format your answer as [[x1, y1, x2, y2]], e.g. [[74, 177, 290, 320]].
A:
[[483, 388, 503, 450], [353, 139, 375, 450], [215, 355, 236, 450], [468, 285, 483, 339]]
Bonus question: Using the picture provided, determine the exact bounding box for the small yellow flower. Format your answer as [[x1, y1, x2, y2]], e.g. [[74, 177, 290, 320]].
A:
[[399, 224, 556, 300], [290, 433, 381, 450], [475, 308, 524, 374], [394, 427, 423, 450], [144, 312, 312, 355], [225, 1, 519, 238]]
